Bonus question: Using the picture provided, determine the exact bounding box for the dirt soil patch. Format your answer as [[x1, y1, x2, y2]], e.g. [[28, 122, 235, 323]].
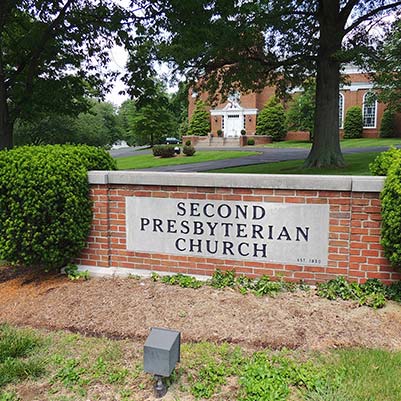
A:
[[0, 266, 400, 350]]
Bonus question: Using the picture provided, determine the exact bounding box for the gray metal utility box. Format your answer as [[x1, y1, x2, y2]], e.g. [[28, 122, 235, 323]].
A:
[[144, 327, 181, 377]]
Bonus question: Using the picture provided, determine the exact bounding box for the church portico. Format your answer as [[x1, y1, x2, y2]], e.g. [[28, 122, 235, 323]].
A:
[[210, 96, 258, 138]]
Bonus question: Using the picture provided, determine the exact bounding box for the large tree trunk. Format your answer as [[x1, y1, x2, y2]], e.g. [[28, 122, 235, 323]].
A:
[[304, 0, 345, 168]]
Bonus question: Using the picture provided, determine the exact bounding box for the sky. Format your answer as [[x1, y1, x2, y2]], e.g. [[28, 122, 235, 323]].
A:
[[105, 45, 129, 107]]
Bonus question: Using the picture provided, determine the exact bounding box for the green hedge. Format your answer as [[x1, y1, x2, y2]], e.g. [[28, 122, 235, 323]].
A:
[[380, 159, 401, 267], [152, 145, 176, 158], [0, 145, 116, 269], [369, 147, 401, 176]]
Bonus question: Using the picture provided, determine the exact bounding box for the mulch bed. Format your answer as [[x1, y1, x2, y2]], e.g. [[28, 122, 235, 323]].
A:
[[0, 266, 400, 350]]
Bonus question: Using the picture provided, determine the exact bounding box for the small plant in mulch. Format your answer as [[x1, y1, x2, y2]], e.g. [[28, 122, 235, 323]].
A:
[[64, 264, 90, 281]]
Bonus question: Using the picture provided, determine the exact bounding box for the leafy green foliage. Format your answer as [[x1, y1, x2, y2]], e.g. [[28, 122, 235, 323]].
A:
[[369, 146, 401, 176], [380, 109, 396, 138], [380, 160, 401, 267], [238, 352, 324, 401], [0, 145, 115, 269], [372, 19, 401, 112], [152, 145, 176, 158], [286, 79, 316, 135], [210, 269, 236, 288], [64, 264, 90, 281], [183, 145, 196, 156], [188, 101, 210, 136], [247, 138, 255, 145], [15, 101, 122, 147], [317, 277, 387, 308], [0, 325, 44, 388], [0, 0, 130, 147], [256, 97, 287, 141], [160, 273, 203, 289], [343, 107, 363, 139], [152, 269, 399, 308]]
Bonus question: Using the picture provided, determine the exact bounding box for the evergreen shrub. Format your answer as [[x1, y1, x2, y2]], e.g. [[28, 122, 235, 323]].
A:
[[369, 147, 401, 176], [0, 145, 116, 269], [188, 101, 210, 136], [185, 140, 192, 146], [152, 145, 175, 158], [256, 97, 287, 141], [380, 109, 396, 138], [183, 145, 196, 156], [343, 106, 363, 139], [247, 138, 255, 146]]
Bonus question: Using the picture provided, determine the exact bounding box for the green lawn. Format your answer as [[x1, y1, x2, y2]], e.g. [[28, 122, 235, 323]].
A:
[[1, 324, 400, 401], [264, 137, 401, 149], [116, 150, 259, 170], [210, 151, 380, 175]]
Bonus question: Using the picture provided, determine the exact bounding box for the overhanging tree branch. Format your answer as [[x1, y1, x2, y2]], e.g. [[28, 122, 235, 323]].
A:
[[344, 1, 401, 35]]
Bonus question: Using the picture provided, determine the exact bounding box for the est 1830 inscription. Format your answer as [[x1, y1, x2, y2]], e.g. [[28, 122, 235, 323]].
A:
[[126, 197, 329, 266]]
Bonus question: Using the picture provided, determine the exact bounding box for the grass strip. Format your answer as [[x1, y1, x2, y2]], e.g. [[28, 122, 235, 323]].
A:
[[116, 150, 259, 170]]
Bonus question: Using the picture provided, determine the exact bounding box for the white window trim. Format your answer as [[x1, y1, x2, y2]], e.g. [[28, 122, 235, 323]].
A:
[[339, 93, 345, 129], [362, 92, 377, 129]]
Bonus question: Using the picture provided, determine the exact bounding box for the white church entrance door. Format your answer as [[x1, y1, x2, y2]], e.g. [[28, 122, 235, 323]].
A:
[[225, 114, 242, 137]]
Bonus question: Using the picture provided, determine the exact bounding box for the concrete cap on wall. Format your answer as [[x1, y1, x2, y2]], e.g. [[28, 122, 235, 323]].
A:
[[88, 171, 385, 193]]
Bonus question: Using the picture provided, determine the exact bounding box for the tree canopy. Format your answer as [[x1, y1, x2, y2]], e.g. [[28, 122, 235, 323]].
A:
[[371, 18, 401, 112], [131, 0, 401, 167], [0, 0, 128, 149]]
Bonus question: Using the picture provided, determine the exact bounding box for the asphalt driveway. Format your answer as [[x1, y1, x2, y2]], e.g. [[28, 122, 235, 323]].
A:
[[110, 145, 397, 172]]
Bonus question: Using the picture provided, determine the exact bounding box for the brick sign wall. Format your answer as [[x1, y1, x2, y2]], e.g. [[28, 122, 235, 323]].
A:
[[76, 172, 401, 284]]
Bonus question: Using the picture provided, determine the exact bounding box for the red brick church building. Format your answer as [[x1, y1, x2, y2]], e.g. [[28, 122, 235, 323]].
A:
[[188, 65, 401, 141]]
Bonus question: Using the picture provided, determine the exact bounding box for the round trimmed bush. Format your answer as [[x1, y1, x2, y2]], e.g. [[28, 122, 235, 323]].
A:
[[343, 106, 363, 139], [247, 138, 255, 146], [369, 147, 401, 176], [0, 144, 116, 269], [183, 145, 196, 156]]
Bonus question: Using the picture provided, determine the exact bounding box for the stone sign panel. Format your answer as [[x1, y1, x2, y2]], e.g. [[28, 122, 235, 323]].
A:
[[126, 197, 330, 266]]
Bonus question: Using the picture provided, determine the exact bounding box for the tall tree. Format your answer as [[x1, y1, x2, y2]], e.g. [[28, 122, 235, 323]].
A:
[[131, 0, 401, 167], [0, 0, 128, 149], [371, 18, 401, 112]]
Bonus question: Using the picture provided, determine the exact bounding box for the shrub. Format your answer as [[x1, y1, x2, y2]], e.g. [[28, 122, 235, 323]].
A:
[[183, 145, 196, 156], [247, 138, 255, 146], [380, 109, 396, 138], [256, 96, 287, 141], [0, 145, 115, 269], [369, 146, 401, 176], [217, 129, 223, 137], [188, 100, 210, 136], [343, 106, 363, 139], [240, 129, 246, 135], [152, 145, 175, 158], [379, 160, 401, 267], [185, 140, 192, 146]]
